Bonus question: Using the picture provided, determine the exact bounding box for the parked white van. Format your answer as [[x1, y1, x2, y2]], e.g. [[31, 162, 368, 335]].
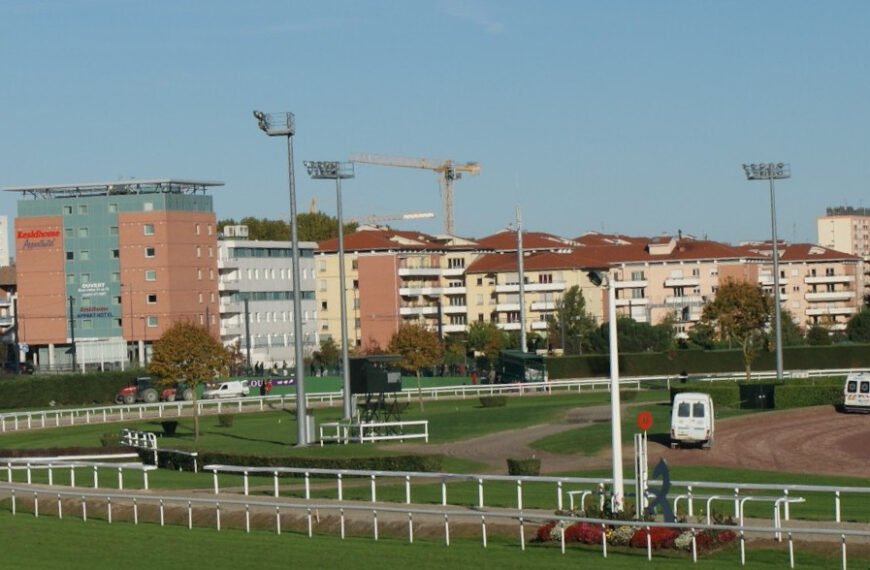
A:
[[670, 392, 714, 449], [842, 372, 870, 413], [202, 380, 250, 400]]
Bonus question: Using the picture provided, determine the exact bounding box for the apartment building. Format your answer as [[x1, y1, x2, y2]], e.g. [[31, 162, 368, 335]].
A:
[[6, 179, 222, 370], [217, 225, 317, 369], [738, 242, 864, 331], [817, 206, 870, 305]]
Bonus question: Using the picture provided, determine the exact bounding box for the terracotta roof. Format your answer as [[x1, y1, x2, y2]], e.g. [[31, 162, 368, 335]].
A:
[[573, 232, 649, 246], [317, 227, 473, 253], [735, 242, 861, 262], [466, 249, 610, 274], [473, 229, 577, 251]]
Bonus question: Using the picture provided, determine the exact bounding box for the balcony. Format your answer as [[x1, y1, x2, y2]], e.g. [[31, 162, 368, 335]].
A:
[[531, 321, 549, 330], [759, 276, 789, 286], [442, 323, 467, 333], [613, 279, 648, 289], [399, 286, 444, 297], [399, 305, 439, 316], [805, 306, 859, 316], [398, 266, 442, 277], [614, 298, 649, 307], [442, 304, 467, 314], [218, 281, 240, 292], [219, 300, 243, 314], [496, 322, 522, 331], [805, 275, 854, 285], [664, 277, 701, 287], [442, 267, 465, 278], [663, 295, 704, 305], [495, 303, 521, 312], [530, 301, 557, 311], [805, 291, 855, 302], [443, 286, 467, 295], [0, 316, 12, 327], [495, 281, 566, 293]]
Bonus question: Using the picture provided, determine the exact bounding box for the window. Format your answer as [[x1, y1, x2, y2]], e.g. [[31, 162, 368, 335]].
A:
[[678, 402, 691, 418], [66, 273, 75, 284], [81, 319, 93, 330], [209, 247, 214, 258], [198, 293, 203, 303], [108, 203, 118, 213], [319, 260, 327, 272], [145, 270, 157, 281], [538, 273, 553, 284], [80, 250, 89, 261], [66, 251, 74, 261], [145, 247, 155, 258], [147, 294, 157, 304], [112, 249, 120, 259], [110, 226, 118, 236], [692, 402, 706, 418], [81, 273, 90, 283], [78, 228, 88, 238], [319, 280, 327, 292], [146, 316, 158, 327], [64, 228, 73, 238], [209, 269, 214, 280], [631, 270, 645, 281], [197, 269, 202, 280], [63, 205, 73, 215], [196, 246, 201, 258], [143, 202, 154, 212], [692, 268, 700, 277], [207, 225, 213, 236], [78, 204, 88, 215], [476, 294, 484, 305], [111, 272, 120, 282], [143, 224, 154, 236], [196, 224, 201, 236], [448, 258, 465, 269], [477, 278, 483, 286]]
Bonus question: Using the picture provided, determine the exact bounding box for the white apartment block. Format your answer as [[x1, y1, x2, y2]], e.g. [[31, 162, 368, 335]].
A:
[[217, 225, 318, 369]]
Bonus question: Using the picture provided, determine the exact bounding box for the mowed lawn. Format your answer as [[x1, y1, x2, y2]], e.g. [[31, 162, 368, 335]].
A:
[[1, 510, 866, 570]]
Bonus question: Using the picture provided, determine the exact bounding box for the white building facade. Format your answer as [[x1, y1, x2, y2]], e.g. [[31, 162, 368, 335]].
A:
[[218, 226, 318, 370]]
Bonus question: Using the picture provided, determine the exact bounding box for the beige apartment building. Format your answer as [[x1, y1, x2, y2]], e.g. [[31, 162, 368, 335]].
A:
[[817, 206, 870, 306]]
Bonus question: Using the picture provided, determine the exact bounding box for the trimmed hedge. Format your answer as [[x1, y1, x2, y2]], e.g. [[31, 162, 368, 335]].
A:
[[774, 385, 842, 409], [149, 449, 445, 474], [479, 396, 507, 408], [506, 457, 541, 476], [670, 380, 844, 410], [546, 344, 870, 380], [0, 370, 148, 410]]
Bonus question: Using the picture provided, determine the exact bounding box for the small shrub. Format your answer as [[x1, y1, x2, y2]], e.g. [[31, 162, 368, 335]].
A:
[[506, 457, 540, 476], [161, 421, 179, 436], [535, 521, 557, 542], [565, 522, 604, 544], [608, 525, 635, 546], [99, 432, 118, 447], [479, 395, 507, 408], [630, 526, 680, 549], [217, 414, 235, 428]]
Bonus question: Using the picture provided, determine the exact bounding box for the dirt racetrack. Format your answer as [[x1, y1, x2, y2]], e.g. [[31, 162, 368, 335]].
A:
[[392, 404, 870, 478]]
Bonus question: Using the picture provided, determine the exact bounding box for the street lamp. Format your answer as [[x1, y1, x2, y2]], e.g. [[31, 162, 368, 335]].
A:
[[515, 207, 527, 353], [588, 268, 624, 511], [742, 162, 790, 382], [303, 160, 355, 420], [253, 110, 309, 446]]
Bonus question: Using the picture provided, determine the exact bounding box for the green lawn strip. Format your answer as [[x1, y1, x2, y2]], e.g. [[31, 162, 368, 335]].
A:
[[0, 508, 862, 569]]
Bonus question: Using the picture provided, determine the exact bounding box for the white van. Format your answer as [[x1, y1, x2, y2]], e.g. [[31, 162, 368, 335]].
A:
[[202, 380, 250, 400], [670, 392, 714, 449], [842, 372, 870, 413]]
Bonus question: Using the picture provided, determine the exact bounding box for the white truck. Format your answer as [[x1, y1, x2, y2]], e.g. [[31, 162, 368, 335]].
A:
[[202, 380, 250, 400], [670, 392, 714, 449], [842, 372, 870, 413]]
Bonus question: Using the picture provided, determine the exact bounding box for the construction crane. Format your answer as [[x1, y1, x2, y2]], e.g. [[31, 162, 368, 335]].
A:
[[348, 211, 435, 226], [349, 153, 480, 235]]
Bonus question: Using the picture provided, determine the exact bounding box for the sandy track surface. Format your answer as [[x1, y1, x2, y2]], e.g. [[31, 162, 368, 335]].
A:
[[390, 404, 870, 478]]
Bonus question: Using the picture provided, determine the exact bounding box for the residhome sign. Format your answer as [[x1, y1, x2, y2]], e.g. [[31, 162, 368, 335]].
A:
[[17, 228, 60, 250]]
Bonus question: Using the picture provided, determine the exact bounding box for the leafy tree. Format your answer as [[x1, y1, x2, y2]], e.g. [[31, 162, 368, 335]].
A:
[[218, 214, 357, 243], [149, 322, 231, 440], [387, 324, 443, 411], [776, 309, 806, 347], [587, 317, 674, 354], [546, 286, 598, 354], [442, 334, 468, 373], [846, 308, 870, 342], [311, 337, 341, 373], [699, 279, 772, 381], [687, 321, 717, 350], [466, 321, 505, 366], [806, 324, 832, 346]]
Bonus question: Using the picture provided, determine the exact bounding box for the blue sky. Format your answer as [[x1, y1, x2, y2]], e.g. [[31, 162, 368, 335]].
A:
[[1, 0, 868, 245]]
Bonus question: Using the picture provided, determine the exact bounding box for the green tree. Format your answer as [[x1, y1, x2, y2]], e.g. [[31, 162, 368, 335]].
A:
[[442, 334, 468, 373], [311, 337, 341, 374], [219, 214, 357, 243], [846, 308, 870, 342], [776, 309, 806, 348], [148, 322, 231, 440], [466, 321, 505, 367], [687, 320, 717, 350], [806, 324, 832, 346], [387, 324, 443, 411], [587, 317, 674, 354], [699, 279, 772, 381], [546, 286, 597, 354]]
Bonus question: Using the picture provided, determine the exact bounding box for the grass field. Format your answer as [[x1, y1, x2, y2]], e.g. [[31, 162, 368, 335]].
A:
[[1, 510, 866, 570]]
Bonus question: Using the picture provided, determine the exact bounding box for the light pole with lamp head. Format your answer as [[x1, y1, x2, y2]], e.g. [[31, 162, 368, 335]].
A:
[[588, 268, 624, 512], [742, 162, 790, 382], [303, 160, 355, 420], [253, 110, 309, 446]]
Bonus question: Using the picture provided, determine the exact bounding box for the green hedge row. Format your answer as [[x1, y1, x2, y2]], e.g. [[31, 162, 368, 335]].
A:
[[774, 386, 843, 409], [547, 344, 870, 379], [0, 371, 145, 410], [150, 449, 445, 474], [670, 380, 844, 410]]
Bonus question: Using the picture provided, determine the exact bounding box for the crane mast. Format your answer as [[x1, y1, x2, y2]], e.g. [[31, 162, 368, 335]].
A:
[[349, 152, 480, 235]]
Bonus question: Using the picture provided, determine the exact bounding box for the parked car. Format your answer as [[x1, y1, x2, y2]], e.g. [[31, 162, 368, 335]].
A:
[[841, 372, 870, 413], [670, 392, 715, 448], [202, 380, 250, 400]]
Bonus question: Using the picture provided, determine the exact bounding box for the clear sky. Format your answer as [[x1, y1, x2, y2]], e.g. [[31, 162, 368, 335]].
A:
[[2, 1, 868, 245]]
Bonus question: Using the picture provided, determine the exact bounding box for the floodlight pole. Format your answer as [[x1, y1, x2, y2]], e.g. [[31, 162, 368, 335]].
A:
[[605, 273, 624, 512], [516, 207, 527, 353], [742, 162, 790, 382], [304, 160, 355, 420], [254, 111, 309, 446]]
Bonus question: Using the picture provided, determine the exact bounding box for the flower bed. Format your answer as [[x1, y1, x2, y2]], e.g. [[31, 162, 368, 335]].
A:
[[535, 520, 737, 554]]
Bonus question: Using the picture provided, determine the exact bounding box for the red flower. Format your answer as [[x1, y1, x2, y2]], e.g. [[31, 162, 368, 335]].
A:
[[630, 527, 681, 549], [564, 522, 604, 544], [535, 521, 557, 542]]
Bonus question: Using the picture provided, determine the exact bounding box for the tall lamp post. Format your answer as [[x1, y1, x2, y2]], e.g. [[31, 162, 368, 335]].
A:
[[742, 162, 790, 382], [303, 160, 355, 420], [253, 110, 309, 446], [515, 207, 527, 353], [588, 269, 624, 511]]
